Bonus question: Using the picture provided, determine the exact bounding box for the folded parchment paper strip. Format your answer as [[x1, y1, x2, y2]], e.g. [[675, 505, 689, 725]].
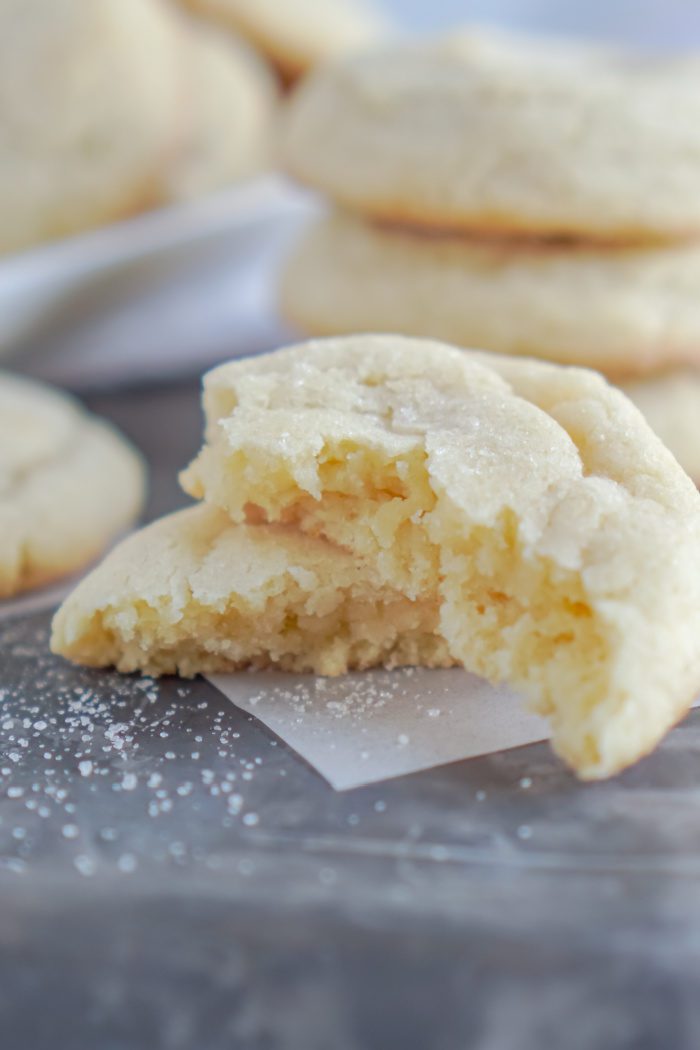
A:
[[207, 668, 550, 790]]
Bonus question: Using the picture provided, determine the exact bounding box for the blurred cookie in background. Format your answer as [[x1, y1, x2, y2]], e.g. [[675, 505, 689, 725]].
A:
[[0, 373, 146, 598], [621, 371, 700, 484], [178, 0, 389, 82], [281, 210, 700, 379], [0, 0, 184, 256], [164, 18, 277, 203], [281, 26, 700, 241]]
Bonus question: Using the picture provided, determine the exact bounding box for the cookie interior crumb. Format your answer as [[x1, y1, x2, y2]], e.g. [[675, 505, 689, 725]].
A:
[[51, 508, 452, 679]]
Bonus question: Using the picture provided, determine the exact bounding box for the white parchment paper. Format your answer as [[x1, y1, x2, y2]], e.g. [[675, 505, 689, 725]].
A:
[[208, 668, 550, 790]]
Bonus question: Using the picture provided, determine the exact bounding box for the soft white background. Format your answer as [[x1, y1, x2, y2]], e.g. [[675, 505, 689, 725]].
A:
[[384, 0, 700, 48]]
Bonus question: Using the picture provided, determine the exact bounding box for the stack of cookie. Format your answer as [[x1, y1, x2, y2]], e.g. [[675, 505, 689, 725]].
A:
[[279, 28, 700, 483], [52, 333, 700, 780]]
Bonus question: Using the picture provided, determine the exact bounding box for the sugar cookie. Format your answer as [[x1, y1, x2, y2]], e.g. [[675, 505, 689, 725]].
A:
[[282, 28, 700, 241], [1, 373, 145, 597], [0, 0, 183, 255], [182, 335, 700, 779]]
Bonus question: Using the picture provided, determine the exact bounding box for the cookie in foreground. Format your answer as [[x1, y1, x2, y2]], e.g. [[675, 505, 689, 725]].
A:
[[281, 27, 700, 241], [182, 334, 700, 779], [50, 505, 452, 677], [281, 210, 700, 379], [1, 373, 145, 598]]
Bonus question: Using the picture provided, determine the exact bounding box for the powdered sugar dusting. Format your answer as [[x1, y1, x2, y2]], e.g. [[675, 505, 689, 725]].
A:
[[0, 615, 301, 879], [0, 612, 561, 888]]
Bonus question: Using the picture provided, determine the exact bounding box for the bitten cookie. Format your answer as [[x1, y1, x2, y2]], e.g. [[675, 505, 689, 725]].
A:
[[181, 335, 700, 779], [51, 505, 452, 676], [281, 28, 700, 241], [179, 0, 386, 81], [1, 373, 146, 597], [0, 0, 184, 255], [164, 18, 277, 202], [280, 210, 700, 378], [622, 370, 700, 483]]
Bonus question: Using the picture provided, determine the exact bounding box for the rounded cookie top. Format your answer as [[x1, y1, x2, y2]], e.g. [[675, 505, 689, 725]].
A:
[[0, 373, 146, 597], [281, 210, 700, 378], [164, 18, 277, 202], [180, 0, 387, 80], [281, 27, 700, 240], [0, 0, 184, 255], [189, 334, 699, 522]]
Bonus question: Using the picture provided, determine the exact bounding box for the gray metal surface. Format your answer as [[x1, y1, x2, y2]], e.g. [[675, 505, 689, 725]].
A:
[[1, 381, 700, 1050]]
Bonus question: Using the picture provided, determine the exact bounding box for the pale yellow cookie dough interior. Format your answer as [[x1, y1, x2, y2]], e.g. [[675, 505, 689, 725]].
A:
[[51, 506, 451, 677], [185, 424, 614, 774]]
